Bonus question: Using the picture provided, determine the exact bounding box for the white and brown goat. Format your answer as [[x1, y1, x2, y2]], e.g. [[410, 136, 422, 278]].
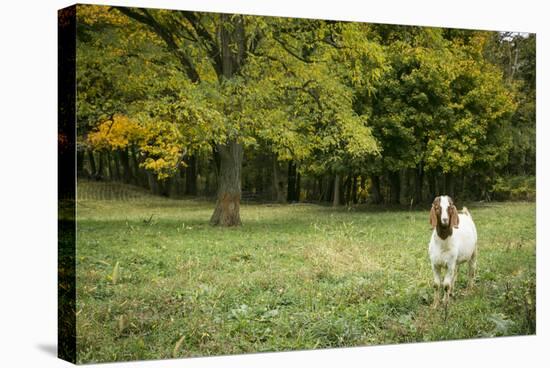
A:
[[429, 195, 477, 308]]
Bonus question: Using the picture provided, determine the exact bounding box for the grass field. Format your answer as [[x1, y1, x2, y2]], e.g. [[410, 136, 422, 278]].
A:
[[75, 181, 536, 364]]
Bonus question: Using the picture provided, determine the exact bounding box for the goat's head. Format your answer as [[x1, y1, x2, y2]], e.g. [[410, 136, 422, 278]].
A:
[[430, 195, 459, 230]]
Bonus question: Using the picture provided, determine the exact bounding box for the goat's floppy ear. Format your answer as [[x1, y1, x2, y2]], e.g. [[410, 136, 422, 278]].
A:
[[450, 205, 459, 228], [429, 205, 437, 229]]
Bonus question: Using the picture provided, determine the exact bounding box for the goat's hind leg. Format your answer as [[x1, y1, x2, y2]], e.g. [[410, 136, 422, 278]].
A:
[[467, 248, 477, 289]]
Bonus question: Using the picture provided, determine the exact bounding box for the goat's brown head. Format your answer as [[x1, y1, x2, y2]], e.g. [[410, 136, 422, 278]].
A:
[[430, 195, 459, 233]]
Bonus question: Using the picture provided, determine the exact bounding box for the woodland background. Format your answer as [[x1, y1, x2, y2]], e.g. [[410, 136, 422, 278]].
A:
[[73, 5, 535, 223]]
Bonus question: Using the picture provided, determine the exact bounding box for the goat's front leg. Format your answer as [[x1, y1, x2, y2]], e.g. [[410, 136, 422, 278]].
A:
[[431, 264, 442, 309], [451, 264, 460, 296], [442, 262, 456, 306]]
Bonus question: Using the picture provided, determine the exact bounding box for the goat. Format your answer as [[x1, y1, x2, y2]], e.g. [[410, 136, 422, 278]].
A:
[[428, 195, 477, 308]]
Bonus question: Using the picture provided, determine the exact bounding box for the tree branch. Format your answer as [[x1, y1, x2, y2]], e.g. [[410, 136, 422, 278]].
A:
[[273, 35, 315, 64], [179, 11, 223, 77], [285, 80, 323, 110], [114, 7, 201, 82]]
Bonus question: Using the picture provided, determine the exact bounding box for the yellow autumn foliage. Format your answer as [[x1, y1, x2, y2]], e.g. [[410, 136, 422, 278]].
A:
[[88, 114, 144, 150], [88, 114, 187, 180], [140, 120, 186, 180], [76, 4, 130, 26]]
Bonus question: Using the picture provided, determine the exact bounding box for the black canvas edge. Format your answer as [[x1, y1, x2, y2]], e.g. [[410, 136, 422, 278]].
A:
[[58, 4, 77, 364]]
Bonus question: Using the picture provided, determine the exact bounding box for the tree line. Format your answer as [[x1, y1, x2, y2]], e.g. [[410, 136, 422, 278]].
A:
[[75, 5, 535, 225]]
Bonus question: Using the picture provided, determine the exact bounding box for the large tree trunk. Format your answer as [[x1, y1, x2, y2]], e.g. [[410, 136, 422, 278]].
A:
[[209, 141, 243, 226], [370, 175, 384, 204], [209, 14, 246, 226]]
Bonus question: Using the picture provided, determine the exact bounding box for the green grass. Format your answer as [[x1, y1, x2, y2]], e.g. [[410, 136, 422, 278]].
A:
[[75, 181, 536, 364]]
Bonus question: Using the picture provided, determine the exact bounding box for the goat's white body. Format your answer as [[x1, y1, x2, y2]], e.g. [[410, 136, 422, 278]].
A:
[[429, 213, 477, 268], [429, 210, 477, 306]]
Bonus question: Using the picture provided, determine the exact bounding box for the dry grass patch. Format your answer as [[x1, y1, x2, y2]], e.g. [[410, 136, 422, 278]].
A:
[[302, 239, 379, 280]]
